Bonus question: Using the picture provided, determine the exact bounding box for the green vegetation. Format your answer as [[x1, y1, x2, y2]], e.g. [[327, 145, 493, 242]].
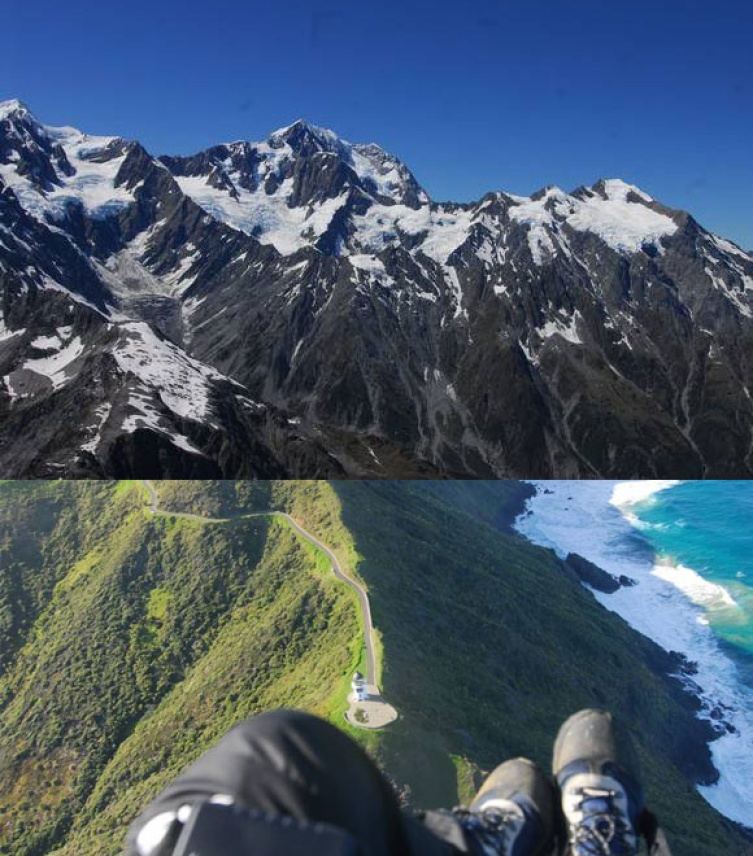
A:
[[331, 481, 751, 856], [0, 481, 359, 855], [0, 480, 750, 856], [451, 755, 481, 806], [147, 480, 273, 519]]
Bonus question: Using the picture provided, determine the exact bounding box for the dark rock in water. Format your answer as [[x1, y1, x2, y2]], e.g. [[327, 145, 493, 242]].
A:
[[708, 704, 736, 736], [624, 643, 722, 790], [668, 650, 699, 676], [565, 553, 622, 593], [618, 575, 638, 587]]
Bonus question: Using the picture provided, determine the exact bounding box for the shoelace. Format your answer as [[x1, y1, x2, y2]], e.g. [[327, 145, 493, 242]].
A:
[[568, 787, 635, 856], [454, 806, 525, 856]]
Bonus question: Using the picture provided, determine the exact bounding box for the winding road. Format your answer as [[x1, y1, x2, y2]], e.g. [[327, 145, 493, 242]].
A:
[[141, 480, 378, 691]]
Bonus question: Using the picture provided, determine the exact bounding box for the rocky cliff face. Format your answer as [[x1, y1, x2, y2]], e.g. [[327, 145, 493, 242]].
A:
[[2, 100, 752, 477]]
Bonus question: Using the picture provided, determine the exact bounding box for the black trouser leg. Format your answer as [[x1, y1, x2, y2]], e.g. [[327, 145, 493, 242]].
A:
[[126, 709, 455, 856]]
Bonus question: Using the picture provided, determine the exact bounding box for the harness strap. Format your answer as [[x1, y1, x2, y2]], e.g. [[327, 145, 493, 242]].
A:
[[639, 808, 674, 856], [172, 801, 362, 856]]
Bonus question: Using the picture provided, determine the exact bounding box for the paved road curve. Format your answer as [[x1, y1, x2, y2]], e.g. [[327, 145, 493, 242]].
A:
[[142, 481, 378, 689]]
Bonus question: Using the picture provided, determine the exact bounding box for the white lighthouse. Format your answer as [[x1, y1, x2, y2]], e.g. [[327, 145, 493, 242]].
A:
[[351, 671, 368, 702]]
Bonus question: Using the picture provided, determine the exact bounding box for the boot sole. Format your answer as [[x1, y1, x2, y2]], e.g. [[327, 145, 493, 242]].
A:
[[552, 708, 644, 813], [552, 709, 620, 777]]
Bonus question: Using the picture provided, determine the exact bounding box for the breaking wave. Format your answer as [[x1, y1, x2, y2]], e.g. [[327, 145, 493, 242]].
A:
[[514, 480, 753, 827]]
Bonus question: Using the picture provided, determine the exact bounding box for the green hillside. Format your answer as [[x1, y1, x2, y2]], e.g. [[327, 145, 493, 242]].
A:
[[0, 481, 750, 855], [0, 481, 361, 855]]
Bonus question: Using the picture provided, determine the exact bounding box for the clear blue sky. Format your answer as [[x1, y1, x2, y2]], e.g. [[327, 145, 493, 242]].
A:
[[3, 0, 752, 247]]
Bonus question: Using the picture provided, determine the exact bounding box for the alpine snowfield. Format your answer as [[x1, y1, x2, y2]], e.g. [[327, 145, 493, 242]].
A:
[[2, 99, 753, 478]]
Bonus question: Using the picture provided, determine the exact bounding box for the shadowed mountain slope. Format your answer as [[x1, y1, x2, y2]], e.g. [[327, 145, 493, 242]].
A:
[[2, 102, 753, 477]]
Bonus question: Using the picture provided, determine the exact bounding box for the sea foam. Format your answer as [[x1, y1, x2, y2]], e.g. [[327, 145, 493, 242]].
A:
[[609, 480, 680, 507], [652, 562, 738, 611], [514, 480, 753, 828]]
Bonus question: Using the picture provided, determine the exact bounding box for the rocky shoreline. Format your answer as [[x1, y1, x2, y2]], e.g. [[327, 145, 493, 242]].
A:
[[514, 482, 725, 792]]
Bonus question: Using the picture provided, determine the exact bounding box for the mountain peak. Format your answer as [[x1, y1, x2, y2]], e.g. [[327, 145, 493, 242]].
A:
[[0, 99, 41, 128], [3, 104, 753, 485], [592, 178, 653, 203], [269, 118, 342, 154], [0, 98, 29, 118], [277, 117, 323, 134]]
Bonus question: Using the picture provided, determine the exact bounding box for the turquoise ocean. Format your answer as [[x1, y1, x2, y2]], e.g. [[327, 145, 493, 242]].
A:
[[627, 481, 753, 670], [514, 480, 753, 828]]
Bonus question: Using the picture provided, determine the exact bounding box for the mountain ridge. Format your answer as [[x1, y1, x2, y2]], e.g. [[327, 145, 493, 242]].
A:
[[2, 100, 753, 478]]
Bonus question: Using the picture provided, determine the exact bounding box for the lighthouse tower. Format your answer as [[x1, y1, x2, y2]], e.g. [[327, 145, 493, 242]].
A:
[[351, 671, 368, 702]]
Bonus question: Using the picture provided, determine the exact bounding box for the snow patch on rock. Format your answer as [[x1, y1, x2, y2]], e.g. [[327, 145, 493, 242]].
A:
[[81, 403, 112, 454], [565, 189, 677, 253], [22, 335, 85, 389], [113, 322, 226, 421], [711, 234, 752, 263], [507, 181, 677, 262], [537, 310, 584, 345], [349, 254, 386, 274], [174, 173, 348, 255], [352, 203, 474, 265], [0, 318, 25, 342], [121, 390, 205, 455], [0, 121, 136, 222], [704, 267, 753, 318]]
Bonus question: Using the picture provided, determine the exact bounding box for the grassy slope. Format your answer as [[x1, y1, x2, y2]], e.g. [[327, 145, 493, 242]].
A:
[[332, 481, 752, 856], [1, 480, 750, 856], [0, 481, 361, 856], [148, 480, 273, 518], [0, 481, 80, 677]]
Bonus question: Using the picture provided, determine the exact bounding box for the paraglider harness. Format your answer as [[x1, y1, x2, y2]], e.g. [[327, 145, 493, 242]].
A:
[[167, 802, 359, 855], [169, 800, 675, 855]]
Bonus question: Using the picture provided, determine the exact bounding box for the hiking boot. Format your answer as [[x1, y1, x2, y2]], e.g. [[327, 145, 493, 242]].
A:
[[456, 758, 556, 856], [553, 709, 644, 855]]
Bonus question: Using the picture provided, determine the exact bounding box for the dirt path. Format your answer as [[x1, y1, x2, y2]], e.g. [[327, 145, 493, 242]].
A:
[[141, 481, 396, 729]]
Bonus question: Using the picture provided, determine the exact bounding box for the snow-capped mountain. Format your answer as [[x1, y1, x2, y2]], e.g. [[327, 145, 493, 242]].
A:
[[2, 99, 752, 477]]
